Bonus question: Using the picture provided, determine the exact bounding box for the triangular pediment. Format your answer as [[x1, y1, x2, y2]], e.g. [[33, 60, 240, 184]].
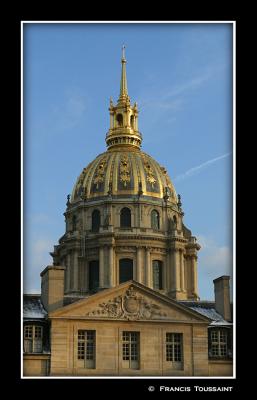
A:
[[49, 281, 210, 323]]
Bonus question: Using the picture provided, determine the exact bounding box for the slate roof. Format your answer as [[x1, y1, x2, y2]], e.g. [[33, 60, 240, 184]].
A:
[[179, 300, 232, 326], [23, 294, 47, 321]]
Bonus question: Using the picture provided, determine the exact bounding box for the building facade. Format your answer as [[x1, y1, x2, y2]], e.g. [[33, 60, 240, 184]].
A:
[[23, 49, 233, 377]]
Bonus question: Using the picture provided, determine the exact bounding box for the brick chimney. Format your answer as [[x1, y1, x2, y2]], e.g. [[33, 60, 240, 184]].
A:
[[213, 275, 231, 321]]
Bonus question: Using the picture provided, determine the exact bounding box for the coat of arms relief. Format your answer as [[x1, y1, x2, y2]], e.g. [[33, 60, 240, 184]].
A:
[[87, 286, 167, 320]]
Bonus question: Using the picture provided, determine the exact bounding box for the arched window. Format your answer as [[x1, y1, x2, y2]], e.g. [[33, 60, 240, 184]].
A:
[[173, 215, 177, 229], [120, 207, 131, 228], [116, 114, 123, 127], [119, 258, 133, 283], [92, 209, 100, 232], [152, 260, 163, 290], [130, 115, 134, 128], [151, 209, 160, 230], [72, 215, 77, 231], [88, 260, 99, 292]]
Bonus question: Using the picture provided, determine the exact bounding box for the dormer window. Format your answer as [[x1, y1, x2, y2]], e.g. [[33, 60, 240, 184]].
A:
[[151, 209, 160, 230], [120, 207, 131, 228], [92, 209, 100, 232]]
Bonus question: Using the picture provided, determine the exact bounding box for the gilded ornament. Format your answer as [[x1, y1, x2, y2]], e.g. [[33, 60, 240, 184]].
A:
[[93, 157, 107, 189], [119, 154, 131, 187], [143, 157, 157, 188]]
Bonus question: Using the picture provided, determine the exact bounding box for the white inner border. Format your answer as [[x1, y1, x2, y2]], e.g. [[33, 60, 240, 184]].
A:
[[21, 20, 236, 380]]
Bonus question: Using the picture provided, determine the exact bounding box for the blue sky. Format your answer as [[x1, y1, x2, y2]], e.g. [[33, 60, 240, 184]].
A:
[[23, 22, 233, 300]]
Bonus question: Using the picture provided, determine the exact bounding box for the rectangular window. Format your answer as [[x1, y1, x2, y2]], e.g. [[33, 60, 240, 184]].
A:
[[122, 331, 140, 369], [210, 329, 228, 358], [78, 330, 96, 368], [166, 333, 183, 362], [24, 325, 43, 353]]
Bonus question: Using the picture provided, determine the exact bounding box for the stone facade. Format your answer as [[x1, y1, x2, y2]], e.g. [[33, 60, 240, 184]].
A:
[[49, 282, 210, 376]]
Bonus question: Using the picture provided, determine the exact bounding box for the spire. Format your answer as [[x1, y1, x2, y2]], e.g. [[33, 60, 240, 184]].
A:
[[119, 45, 129, 103], [106, 48, 142, 151]]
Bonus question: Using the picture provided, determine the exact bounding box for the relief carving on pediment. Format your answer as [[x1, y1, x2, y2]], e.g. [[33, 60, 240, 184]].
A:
[[86, 286, 167, 320]]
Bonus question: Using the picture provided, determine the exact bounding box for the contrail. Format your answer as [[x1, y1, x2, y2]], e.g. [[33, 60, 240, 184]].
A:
[[174, 152, 232, 182]]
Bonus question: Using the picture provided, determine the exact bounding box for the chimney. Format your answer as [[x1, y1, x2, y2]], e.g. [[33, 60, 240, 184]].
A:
[[213, 275, 231, 321], [40, 265, 65, 312]]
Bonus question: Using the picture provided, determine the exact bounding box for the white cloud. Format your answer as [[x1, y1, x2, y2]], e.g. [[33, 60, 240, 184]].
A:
[[197, 235, 233, 300], [23, 237, 53, 293], [174, 152, 231, 182]]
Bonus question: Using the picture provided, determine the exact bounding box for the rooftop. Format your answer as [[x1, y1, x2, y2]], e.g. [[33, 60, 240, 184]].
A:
[[23, 294, 47, 321], [179, 300, 232, 326]]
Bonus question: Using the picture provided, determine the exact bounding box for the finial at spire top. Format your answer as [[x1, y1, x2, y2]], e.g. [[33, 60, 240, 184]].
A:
[[122, 45, 126, 61]]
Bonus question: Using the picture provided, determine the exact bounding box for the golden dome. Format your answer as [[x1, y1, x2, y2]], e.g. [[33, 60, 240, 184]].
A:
[[71, 48, 177, 205], [71, 149, 177, 204]]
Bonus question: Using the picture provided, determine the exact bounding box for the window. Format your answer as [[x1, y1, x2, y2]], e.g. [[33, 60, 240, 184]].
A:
[[122, 331, 140, 369], [116, 113, 123, 127], [151, 209, 160, 230], [72, 215, 77, 231], [78, 330, 96, 368], [152, 260, 163, 289], [130, 115, 135, 128], [119, 258, 133, 283], [88, 260, 99, 292], [24, 325, 43, 353], [92, 209, 100, 232], [209, 329, 229, 358], [120, 207, 131, 228], [166, 333, 183, 362]]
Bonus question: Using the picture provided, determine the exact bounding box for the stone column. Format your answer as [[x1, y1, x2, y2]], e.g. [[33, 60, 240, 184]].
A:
[[191, 255, 198, 297], [173, 249, 181, 292], [180, 249, 185, 292], [145, 247, 151, 287], [136, 246, 142, 283], [99, 247, 105, 288], [73, 252, 79, 291], [165, 251, 170, 292], [109, 246, 114, 287]]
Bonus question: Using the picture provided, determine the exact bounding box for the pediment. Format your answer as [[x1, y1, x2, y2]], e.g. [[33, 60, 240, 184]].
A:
[[49, 281, 210, 323]]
